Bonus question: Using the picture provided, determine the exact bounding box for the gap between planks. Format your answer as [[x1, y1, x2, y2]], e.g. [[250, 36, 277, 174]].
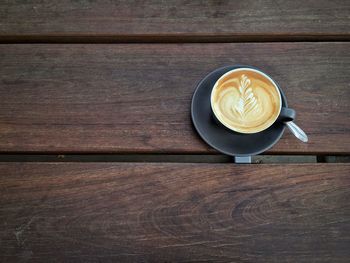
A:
[[0, 154, 349, 163], [0, 33, 350, 44]]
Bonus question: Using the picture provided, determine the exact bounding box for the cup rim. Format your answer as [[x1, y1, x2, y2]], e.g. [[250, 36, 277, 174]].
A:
[[210, 67, 282, 134]]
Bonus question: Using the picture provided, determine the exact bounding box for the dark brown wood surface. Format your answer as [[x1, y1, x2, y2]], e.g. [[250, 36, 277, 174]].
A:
[[0, 163, 349, 262], [0, 43, 349, 154], [1, 1, 349, 262], [0, 0, 349, 39]]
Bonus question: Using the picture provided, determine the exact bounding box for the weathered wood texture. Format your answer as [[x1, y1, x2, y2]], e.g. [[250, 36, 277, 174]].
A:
[[0, 43, 349, 154], [0, 163, 349, 262], [0, 0, 349, 37]]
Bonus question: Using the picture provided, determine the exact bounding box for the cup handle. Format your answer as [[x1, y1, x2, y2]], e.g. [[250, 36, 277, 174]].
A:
[[278, 107, 295, 122]]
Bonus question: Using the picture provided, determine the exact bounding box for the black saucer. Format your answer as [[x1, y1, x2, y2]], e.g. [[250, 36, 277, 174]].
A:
[[191, 65, 287, 157]]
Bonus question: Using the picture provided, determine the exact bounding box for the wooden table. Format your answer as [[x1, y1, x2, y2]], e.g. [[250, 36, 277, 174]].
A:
[[0, 1, 349, 262]]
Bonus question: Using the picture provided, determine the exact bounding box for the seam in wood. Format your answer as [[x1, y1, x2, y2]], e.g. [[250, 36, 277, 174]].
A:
[[0, 34, 350, 44], [0, 154, 348, 163]]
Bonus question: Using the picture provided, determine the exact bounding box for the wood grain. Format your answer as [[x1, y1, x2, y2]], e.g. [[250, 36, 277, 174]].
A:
[[0, 43, 349, 154], [0, 0, 349, 38], [0, 163, 349, 262]]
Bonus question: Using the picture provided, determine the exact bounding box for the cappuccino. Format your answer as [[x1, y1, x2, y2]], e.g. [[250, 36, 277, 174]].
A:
[[211, 68, 281, 133]]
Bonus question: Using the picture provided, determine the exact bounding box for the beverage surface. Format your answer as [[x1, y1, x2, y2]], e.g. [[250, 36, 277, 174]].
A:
[[211, 69, 281, 133]]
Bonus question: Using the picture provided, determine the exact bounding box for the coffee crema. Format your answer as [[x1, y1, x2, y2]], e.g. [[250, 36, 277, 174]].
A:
[[211, 69, 281, 133]]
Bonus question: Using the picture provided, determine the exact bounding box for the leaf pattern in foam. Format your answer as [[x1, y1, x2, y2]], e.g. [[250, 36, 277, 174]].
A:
[[233, 74, 261, 118]]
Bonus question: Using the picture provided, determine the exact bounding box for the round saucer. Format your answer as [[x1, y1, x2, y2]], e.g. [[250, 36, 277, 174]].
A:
[[191, 65, 287, 156]]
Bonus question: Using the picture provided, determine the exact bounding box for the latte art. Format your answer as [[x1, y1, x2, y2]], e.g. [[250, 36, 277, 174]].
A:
[[211, 69, 281, 133], [233, 74, 261, 119]]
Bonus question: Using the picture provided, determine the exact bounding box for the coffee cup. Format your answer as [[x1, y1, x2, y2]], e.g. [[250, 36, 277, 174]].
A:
[[211, 67, 295, 134]]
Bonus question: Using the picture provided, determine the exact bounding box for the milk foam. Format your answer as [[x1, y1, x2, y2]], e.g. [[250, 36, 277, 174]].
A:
[[211, 69, 281, 133]]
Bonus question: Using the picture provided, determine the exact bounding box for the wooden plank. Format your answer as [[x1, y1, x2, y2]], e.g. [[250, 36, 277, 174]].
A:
[[0, 43, 349, 154], [0, 163, 349, 262], [0, 0, 349, 38]]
